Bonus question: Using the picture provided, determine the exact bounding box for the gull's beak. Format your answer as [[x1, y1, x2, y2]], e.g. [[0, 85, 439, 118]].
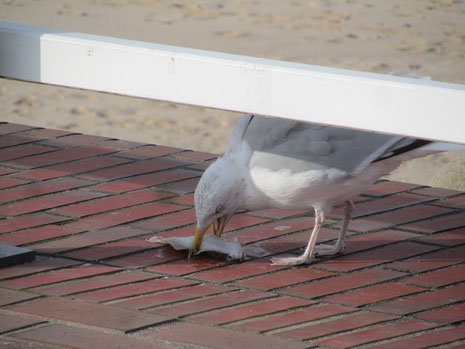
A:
[[212, 216, 227, 237], [190, 224, 210, 258]]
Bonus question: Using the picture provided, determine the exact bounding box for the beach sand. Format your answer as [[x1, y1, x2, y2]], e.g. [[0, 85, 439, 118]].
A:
[[1, 0, 464, 189]]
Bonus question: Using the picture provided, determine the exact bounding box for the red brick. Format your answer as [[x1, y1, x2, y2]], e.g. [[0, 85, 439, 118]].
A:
[[370, 327, 465, 349], [74, 277, 196, 303], [340, 205, 453, 232], [400, 212, 465, 233], [31, 226, 150, 254], [404, 264, 465, 287], [233, 267, 334, 291], [364, 181, 421, 196], [282, 268, 406, 299], [419, 227, 465, 246], [0, 225, 77, 246], [25, 128, 73, 138], [143, 322, 306, 349], [323, 282, 425, 307], [416, 302, 465, 323], [412, 186, 463, 198], [145, 254, 228, 276], [0, 288, 40, 306], [80, 157, 186, 181], [0, 264, 120, 290], [98, 139, 146, 150], [0, 167, 16, 176], [0, 256, 80, 280], [329, 193, 433, 219], [0, 177, 93, 204], [368, 284, 465, 315], [0, 123, 37, 135], [63, 202, 185, 232], [231, 304, 356, 333], [0, 135, 38, 148], [0, 190, 106, 216], [437, 195, 465, 209], [106, 247, 186, 268], [131, 208, 197, 231], [342, 230, 419, 254], [315, 319, 437, 348], [0, 313, 45, 334], [0, 213, 71, 234], [41, 134, 110, 147], [113, 284, 232, 310], [90, 169, 199, 193], [0, 144, 55, 162], [192, 259, 289, 283], [37, 270, 159, 296], [10, 323, 171, 349], [5, 297, 171, 332], [0, 176, 29, 190], [247, 208, 309, 219], [53, 190, 172, 217], [190, 297, 313, 325], [150, 289, 272, 318], [317, 242, 439, 272], [7, 146, 118, 169], [17, 156, 130, 180], [117, 145, 183, 159], [223, 214, 269, 232], [167, 193, 194, 206], [156, 177, 200, 194], [63, 238, 156, 261], [172, 150, 217, 162], [388, 245, 465, 273], [276, 311, 397, 341]]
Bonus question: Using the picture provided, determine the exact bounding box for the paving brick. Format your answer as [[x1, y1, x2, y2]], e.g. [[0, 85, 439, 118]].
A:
[[116, 145, 183, 159], [0, 256, 80, 281], [400, 211, 465, 233], [419, 227, 465, 246], [282, 268, 406, 299], [276, 311, 397, 341], [98, 139, 145, 150], [0, 144, 55, 162], [231, 303, 356, 333], [192, 259, 289, 283], [247, 208, 309, 219], [0, 313, 45, 334], [166, 193, 194, 206], [412, 187, 463, 198], [232, 267, 334, 291], [369, 326, 465, 349], [0, 176, 30, 190], [17, 156, 130, 180], [0, 288, 40, 306], [53, 190, 172, 217], [113, 284, 233, 310], [25, 128, 73, 138], [342, 229, 419, 254], [340, 205, 453, 232], [388, 245, 465, 273], [0, 190, 106, 216], [0, 123, 37, 135], [368, 284, 465, 315], [416, 302, 465, 323], [404, 264, 465, 287], [40, 134, 110, 147], [145, 254, 228, 276], [437, 195, 465, 209], [323, 282, 425, 307], [5, 297, 171, 332], [316, 241, 439, 272], [31, 226, 151, 254], [63, 202, 185, 232], [80, 157, 186, 182], [74, 277, 196, 303], [364, 181, 421, 197], [132, 208, 197, 232], [190, 297, 313, 325], [0, 167, 16, 176], [90, 169, 200, 193], [6, 146, 117, 169], [0, 177, 94, 205], [36, 271, 159, 296], [156, 177, 200, 194], [9, 323, 171, 349], [143, 322, 307, 349], [328, 193, 433, 219], [172, 150, 217, 162], [0, 264, 120, 290], [315, 319, 437, 348], [0, 225, 78, 246], [63, 238, 157, 261], [105, 247, 186, 268], [150, 289, 272, 318]]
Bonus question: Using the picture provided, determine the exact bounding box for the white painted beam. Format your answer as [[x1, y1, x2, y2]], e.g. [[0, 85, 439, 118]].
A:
[[1, 21, 464, 144]]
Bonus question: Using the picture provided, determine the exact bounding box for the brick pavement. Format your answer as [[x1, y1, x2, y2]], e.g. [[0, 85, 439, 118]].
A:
[[0, 122, 464, 348]]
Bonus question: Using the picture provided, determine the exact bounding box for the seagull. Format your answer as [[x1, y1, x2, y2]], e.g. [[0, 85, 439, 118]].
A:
[[192, 114, 458, 265]]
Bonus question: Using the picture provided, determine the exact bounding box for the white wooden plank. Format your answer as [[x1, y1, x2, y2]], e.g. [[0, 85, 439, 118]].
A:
[[1, 21, 464, 144]]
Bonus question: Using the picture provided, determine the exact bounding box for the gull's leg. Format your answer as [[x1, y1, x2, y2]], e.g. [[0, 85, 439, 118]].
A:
[[271, 208, 325, 266], [315, 200, 354, 256]]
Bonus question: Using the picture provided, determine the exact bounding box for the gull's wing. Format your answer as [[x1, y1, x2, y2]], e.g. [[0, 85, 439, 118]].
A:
[[237, 115, 430, 174]]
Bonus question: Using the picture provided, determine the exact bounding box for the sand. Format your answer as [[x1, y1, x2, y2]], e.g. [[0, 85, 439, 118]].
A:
[[1, 0, 464, 189]]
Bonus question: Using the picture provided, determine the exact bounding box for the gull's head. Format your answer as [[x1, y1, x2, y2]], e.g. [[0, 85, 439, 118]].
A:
[[192, 156, 243, 255]]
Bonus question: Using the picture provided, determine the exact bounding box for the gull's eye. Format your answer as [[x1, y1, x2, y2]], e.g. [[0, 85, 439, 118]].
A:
[[215, 205, 223, 214]]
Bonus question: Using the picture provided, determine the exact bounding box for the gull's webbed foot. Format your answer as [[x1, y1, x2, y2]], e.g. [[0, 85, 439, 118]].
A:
[[314, 242, 346, 257], [271, 255, 314, 266]]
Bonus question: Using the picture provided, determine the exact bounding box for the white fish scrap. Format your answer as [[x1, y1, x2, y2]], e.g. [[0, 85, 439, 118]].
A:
[[148, 235, 245, 261]]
